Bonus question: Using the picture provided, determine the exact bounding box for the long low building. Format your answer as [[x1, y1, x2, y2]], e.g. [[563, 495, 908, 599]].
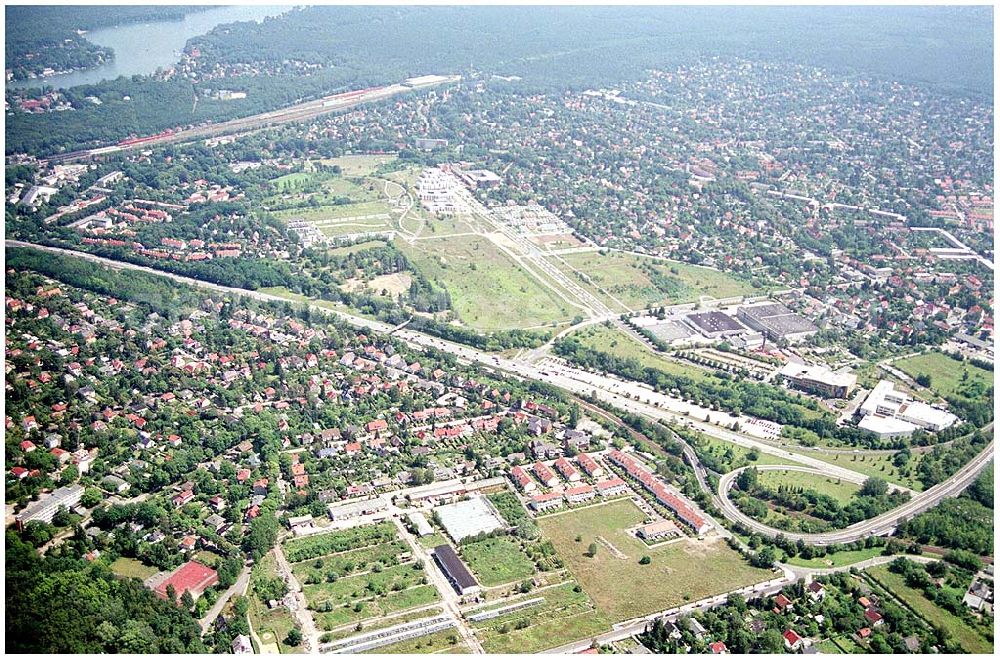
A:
[[432, 544, 481, 597], [327, 495, 391, 521], [15, 484, 85, 528], [737, 302, 818, 343], [608, 450, 712, 535], [779, 363, 857, 399]]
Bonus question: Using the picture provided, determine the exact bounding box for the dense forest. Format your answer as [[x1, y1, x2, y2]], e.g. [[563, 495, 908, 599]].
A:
[[6, 6, 993, 156], [5, 531, 207, 653]]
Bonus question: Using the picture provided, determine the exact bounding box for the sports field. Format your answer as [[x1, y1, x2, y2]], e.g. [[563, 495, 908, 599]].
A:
[[537, 499, 771, 621], [109, 557, 158, 580]]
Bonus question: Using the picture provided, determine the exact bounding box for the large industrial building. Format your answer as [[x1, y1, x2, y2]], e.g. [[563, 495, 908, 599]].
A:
[[857, 380, 959, 438], [779, 363, 857, 399], [432, 544, 481, 597], [684, 311, 747, 338], [737, 302, 818, 342]]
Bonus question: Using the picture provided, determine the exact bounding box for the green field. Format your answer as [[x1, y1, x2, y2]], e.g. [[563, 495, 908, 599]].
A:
[[322, 154, 399, 177], [757, 469, 861, 503], [694, 433, 806, 471], [460, 536, 536, 587], [556, 250, 762, 311], [894, 351, 993, 404], [569, 324, 711, 381], [470, 582, 612, 653], [109, 557, 158, 580], [397, 234, 575, 330], [798, 448, 924, 491], [867, 565, 992, 654], [537, 499, 772, 621], [784, 546, 886, 569], [291, 539, 410, 584]]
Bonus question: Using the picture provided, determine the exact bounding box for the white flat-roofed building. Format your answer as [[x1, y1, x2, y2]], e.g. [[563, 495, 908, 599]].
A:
[[408, 511, 435, 537], [858, 414, 918, 440], [435, 495, 505, 541], [859, 380, 958, 436]]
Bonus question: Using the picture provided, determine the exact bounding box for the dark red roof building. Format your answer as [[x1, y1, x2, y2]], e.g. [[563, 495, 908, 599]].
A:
[[153, 560, 218, 604]]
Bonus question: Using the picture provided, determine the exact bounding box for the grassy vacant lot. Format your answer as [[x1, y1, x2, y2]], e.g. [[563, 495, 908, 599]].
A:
[[460, 536, 536, 587], [694, 433, 806, 470], [471, 581, 612, 653], [537, 499, 772, 621], [398, 234, 575, 330], [109, 557, 158, 580], [290, 539, 410, 584], [894, 351, 993, 403], [321, 154, 398, 177], [757, 469, 861, 503], [249, 552, 302, 654], [556, 250, 762, 311], [417, 532, 449, 549], [569, 324, 711, 381], [798, 448, 923, 491], [867, 565, 992, 653], [784, 546, 885, 569]]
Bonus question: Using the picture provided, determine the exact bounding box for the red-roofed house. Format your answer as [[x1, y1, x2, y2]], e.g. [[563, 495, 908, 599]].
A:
[[709, 641, 728, 654], [783, 629, 803, 651]]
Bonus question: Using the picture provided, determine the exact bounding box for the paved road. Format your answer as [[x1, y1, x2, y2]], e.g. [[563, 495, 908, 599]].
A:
[[716, 438, 993, 545], [199, 564, 252, 634], [10, 242, 992, 545]]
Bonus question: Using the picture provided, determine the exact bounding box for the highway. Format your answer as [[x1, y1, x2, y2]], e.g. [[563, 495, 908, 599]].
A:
[[9, 239, 991, 548], [716, 437, 994, 545]]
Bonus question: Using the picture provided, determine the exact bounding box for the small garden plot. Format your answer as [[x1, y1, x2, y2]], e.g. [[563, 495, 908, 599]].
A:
[[472, 581, 612, 653], [312, 584, 440, 631], [460, 536, 537, 587], [283, 521, 397, 563], [362, 627, 464, 654], [249, 552, 302, 653], [487, 491, 531, 526], [291, 538, 410, 584]]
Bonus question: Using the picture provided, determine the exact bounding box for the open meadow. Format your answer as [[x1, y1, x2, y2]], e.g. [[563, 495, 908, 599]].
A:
[[537, 499, 772, 621]]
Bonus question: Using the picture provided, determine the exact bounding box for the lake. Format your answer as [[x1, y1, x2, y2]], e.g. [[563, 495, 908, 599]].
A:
[[8, 5, 287, 91]]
